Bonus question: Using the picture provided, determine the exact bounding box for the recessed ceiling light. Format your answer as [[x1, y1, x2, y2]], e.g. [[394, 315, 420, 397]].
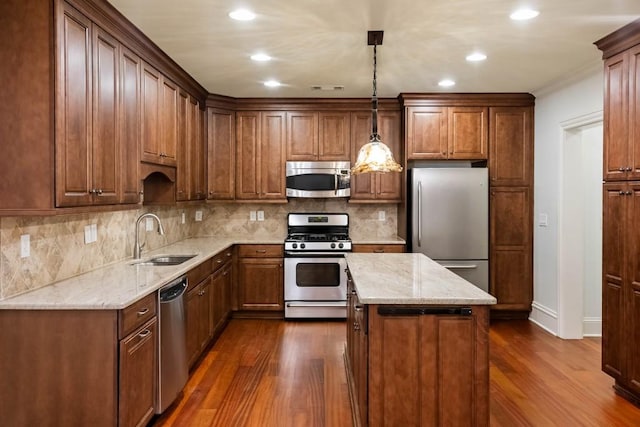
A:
[[466, 52, 487, 62], [510, 8, 539, 21], [229, 9, 256, 21], [438, 79, 455, 88], [264, 80, 281, 88], [251, 53, 272, 62]]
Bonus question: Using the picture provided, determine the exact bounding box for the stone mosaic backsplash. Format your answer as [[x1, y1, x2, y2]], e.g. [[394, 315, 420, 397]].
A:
[[0, 201, 398, 300]]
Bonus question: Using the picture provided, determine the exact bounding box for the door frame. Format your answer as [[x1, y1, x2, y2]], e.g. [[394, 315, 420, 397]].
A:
[[557, 111, 603, 338]]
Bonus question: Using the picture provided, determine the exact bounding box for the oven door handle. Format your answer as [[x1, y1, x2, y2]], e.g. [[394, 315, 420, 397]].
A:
[[285, 251, 350, 257]]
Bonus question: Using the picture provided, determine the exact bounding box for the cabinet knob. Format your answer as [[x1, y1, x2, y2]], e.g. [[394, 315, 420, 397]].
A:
[[97, 189, 103, 195], [89, 189, 95, 195], [619, 167, 625, 171], [354, 322, 360, 331], [626, 191, 632, 196], [627, 167, 633, 172]]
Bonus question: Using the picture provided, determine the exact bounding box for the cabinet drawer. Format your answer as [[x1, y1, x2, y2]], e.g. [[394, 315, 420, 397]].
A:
[[211, 247, 234, 272], [352, 244, 405, 253], [119, 292, 157, 339], [237, 244, 284, 258], [187, 259, 213, 288]]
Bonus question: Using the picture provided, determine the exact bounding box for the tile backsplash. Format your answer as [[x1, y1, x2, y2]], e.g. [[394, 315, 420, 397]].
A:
[[0, 201, 398, 300]]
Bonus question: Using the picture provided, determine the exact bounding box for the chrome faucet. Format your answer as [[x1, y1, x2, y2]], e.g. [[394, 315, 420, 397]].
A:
[[134, 213, 165, 259]]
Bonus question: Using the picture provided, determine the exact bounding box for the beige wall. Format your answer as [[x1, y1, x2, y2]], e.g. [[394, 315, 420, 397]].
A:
[[0, 201, 398, 300]]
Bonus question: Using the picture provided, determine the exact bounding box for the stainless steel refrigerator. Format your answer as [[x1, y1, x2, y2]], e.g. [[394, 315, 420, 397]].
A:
[[409, 165, 489, 292]]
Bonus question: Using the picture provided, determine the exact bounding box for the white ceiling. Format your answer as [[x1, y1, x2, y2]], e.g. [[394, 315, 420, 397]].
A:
[[108, 0, 640, 98]]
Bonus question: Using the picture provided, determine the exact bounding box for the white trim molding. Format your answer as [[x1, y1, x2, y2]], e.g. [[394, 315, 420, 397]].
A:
[[529, 301, 558, 336], [583, 317, 602, 337]]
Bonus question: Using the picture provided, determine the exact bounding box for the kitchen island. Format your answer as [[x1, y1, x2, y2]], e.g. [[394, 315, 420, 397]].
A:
[[344, 253, 496, 427]]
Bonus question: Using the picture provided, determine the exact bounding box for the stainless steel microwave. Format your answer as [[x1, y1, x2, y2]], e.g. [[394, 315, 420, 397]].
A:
[[285, 161, 351, 198]]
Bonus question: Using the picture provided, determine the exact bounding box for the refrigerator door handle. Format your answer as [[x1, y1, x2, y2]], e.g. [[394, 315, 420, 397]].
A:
[[418, 181, 422, 247], [442, 264, 478, 269]]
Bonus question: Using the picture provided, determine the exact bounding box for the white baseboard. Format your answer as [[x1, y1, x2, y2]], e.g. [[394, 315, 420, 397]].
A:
[[529, 301, 558, 336], [583, 317, 602, 337]]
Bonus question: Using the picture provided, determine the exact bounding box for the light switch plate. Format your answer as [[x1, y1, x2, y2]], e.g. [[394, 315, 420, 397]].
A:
[[20, 234, 30, 258], [538, 213, 548, 227], [181, 212, 186, 224], [90, 224, 97, 242], [195, 211, 203, 222], [145, 217, 154, 231], [378, 210, 386, 221], [250, 211, 257, 221], [84, 225, 92, 244], [257, 210, 265, 221]]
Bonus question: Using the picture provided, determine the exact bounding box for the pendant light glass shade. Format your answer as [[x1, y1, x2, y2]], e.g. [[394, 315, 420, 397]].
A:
[[351, 31, 402, 175]]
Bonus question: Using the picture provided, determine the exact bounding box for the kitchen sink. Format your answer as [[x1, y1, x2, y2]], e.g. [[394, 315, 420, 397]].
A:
[[131, 255, 197, 266]]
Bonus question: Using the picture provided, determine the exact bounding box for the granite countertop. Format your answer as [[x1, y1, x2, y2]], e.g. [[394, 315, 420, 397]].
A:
[[0, 236, 284, 310], [351, 236, 406, 245], [345, 253, 497, 305]]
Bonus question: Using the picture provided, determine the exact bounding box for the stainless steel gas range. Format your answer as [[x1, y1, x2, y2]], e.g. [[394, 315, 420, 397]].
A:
[[284, 213, 351, 319]]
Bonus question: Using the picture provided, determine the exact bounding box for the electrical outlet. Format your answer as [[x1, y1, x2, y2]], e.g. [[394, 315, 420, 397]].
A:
[[84, 225, 92, 244], [181, 212, 186, 224], [145, 217, 154, 231], [195, 210, 203, 222], [250, 211, 257, 221], [538, 213, 548, 227], [20, 234, 30, 258], [257, 210, 265, 221], [378, 210, 386, 221]]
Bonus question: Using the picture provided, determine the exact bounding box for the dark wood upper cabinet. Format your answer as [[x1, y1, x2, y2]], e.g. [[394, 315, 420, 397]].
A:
[[141, 61, 161, 164], [161, 78, 179, 165], [406, 106, 448, 159], [286, 112, 319, 160], [119, 46, 141, 204], [489, 106, 533, 186], [189, 98, 206, 200], [448, 107, 488, 160], [319, 112, 351, 160], [207, 108, 236, 200], [176, 91, 190, 201], [286, 111, 350, 161]]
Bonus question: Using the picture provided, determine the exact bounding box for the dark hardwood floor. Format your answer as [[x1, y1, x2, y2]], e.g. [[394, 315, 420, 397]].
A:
[[152, 319, 640, 426]]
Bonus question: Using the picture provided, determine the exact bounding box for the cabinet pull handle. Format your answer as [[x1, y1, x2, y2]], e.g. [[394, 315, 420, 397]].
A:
[[226, 252, 232, 257], [137, 308, 149, 317], [355, 305, 363, 312], [217, 259, 223, 264], [138, 329, 151, 338]]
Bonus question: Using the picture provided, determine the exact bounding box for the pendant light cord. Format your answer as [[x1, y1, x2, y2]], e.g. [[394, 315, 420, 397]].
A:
[[371, 43, 379, 140]]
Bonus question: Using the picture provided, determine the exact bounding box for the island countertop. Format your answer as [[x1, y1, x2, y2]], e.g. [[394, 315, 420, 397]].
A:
[[345, 252, 497, 305]]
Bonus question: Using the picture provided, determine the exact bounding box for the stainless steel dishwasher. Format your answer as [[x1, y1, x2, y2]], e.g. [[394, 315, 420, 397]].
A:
[[156, 275, 188, 414]]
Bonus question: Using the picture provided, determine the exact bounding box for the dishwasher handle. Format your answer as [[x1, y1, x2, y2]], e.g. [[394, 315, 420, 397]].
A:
[[159, 276, 188, 302]]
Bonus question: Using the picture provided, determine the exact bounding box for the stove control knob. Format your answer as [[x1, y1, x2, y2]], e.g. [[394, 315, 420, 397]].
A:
[[292, 243, 298, 249], [338, 243, 344, 249], [300, 243, 306, 249], [331, 243, 336, 249]]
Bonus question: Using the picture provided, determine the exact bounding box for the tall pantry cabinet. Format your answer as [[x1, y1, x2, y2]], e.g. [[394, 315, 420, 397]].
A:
[[596, 18, 640, 405]]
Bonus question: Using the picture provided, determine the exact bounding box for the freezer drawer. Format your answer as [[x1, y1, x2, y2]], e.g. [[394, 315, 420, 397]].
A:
[[435, 260, 489, 293]]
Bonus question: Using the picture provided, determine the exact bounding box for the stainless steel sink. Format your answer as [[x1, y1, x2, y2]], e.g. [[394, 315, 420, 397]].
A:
[[132, 255, 197, 266]]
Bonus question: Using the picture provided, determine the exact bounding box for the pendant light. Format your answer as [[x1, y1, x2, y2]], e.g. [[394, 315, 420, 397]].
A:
[[351, 31, 403, 175]]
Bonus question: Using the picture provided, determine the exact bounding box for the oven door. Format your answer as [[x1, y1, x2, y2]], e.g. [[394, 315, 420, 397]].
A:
[[284, 253, 347, 302]]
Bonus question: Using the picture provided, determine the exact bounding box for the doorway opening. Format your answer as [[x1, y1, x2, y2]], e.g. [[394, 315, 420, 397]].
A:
[[557, 111, 603, 339]]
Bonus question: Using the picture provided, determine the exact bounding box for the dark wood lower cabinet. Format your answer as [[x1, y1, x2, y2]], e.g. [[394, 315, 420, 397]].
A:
[[346, 276, 490, 426], [236, 245, 284, 314], [119, 317, 157, 427]]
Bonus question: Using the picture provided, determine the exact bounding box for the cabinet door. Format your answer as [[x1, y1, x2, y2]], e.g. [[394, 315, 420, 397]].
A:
[[119, 46, 141, 204], [368, 308, 489, 427], [91, 26, 119, 204], [189, 98, 206, 200], [208, 108, 235, 199], [629, 46, 640, 180], [176, 91, 189, 201], [141, 62, 161, 163], [119, 317, 157, 427], [161, 78, 178, 165], [236, 111, 260, 199], [602, 183, 627, 380], [626, 183, 640, 392], [287, 111, 318, 160], [319, 112, 350, 160], [448, 107, 488, 160], [211, 263, 232, 334], [185, 284, 201, 368], [603, 51, 630, 181], [237, 258, 284, 310], [489, 107, 533, 186], [55, 5, 93, 207], [376, 111, 402, 201], [489, 187, 532, 312], [350, 112, 375, 199], [261, 111, 287, 199], [406, 106, 448, 159]]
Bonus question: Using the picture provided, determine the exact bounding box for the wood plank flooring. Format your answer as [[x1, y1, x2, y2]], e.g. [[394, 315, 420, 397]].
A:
[[152, 319, 640, 426]]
